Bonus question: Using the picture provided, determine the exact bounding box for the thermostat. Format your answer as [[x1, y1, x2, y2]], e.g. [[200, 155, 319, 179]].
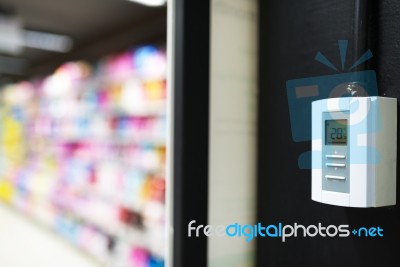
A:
[[311, 97, 397, 207]]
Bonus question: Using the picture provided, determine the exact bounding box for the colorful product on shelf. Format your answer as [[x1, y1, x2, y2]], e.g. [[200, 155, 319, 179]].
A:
[[0, 45, 166, 267]]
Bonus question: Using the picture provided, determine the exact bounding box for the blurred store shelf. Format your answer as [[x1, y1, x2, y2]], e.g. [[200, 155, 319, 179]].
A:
[[0, 45, 166, 267]]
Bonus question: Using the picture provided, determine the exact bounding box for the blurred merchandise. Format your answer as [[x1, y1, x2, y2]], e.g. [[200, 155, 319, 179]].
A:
[[0, 45, 166, 267]]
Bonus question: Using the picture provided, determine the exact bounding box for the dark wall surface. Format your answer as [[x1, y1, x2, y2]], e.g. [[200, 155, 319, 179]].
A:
[[257, 0, 400, 266]]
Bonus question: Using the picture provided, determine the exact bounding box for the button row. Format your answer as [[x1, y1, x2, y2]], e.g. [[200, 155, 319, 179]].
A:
[[325, 163, 346, 167], [325, 175, 346, 180], [325, 154, 346, 159]]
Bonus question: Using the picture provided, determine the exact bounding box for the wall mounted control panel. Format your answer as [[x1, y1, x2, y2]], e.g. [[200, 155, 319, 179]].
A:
[[323, 114, 349, 194], [312, 97, 397, 207]]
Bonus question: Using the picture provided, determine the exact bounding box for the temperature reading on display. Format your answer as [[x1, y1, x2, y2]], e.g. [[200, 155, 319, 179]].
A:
[[325, 119, 347, 145]]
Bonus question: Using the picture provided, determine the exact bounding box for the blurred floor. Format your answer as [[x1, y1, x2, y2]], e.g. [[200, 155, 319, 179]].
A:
[[0, 203, 100, 267]]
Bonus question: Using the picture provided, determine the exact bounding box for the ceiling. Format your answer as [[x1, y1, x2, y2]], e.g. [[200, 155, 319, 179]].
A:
[[0, 0, 167, 84]]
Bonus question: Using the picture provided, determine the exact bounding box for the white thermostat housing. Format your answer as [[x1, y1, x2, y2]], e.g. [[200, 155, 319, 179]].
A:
[[311, 96, 397, 207]]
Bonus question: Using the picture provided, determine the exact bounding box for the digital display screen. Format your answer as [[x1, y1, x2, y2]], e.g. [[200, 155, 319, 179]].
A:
[[325, 119, 347, 145]]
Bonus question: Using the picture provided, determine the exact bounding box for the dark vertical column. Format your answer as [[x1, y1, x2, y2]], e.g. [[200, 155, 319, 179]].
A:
[[172, 0, 210, 266], [352, 0, 378, 71]]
